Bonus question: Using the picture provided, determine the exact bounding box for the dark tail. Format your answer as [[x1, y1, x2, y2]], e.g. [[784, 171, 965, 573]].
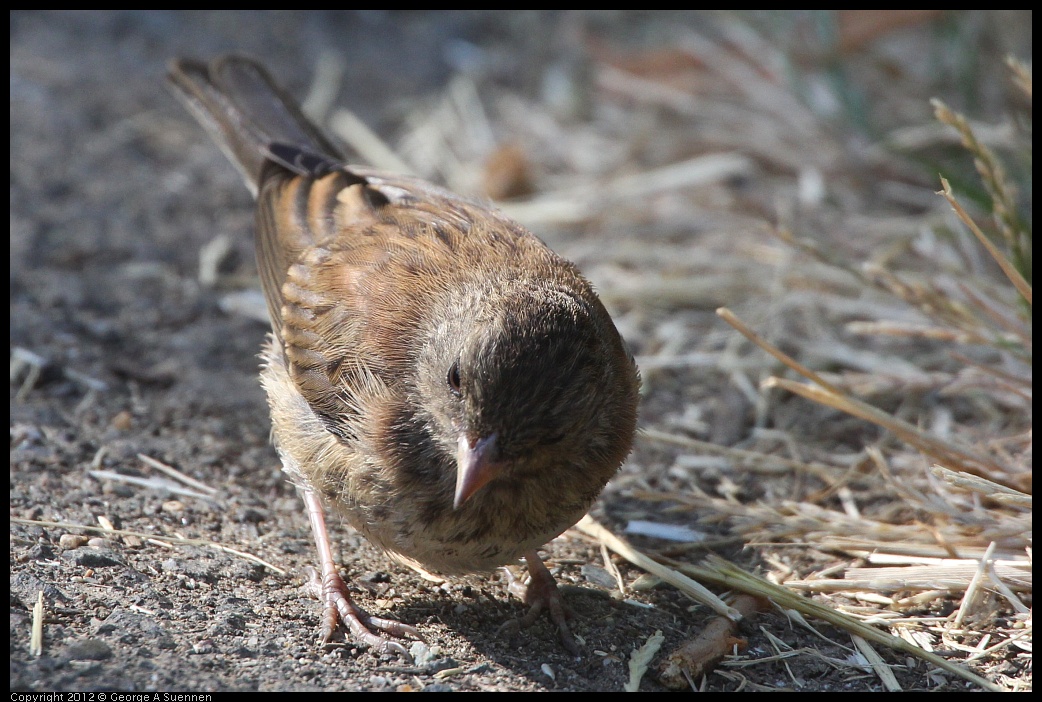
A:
[[166, 56, 343, 195]]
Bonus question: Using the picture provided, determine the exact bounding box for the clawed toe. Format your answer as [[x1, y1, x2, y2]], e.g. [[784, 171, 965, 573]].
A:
[[500, 552, 582, 656], [301, 490, 419, 660], [307, 565, 421, 661]]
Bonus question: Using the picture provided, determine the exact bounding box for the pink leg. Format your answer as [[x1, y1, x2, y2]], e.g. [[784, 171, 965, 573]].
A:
[[504, 550, 580, 656], [303, 488, 421, 658]]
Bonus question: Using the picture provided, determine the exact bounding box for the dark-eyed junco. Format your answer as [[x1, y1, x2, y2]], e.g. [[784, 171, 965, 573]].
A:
[[167, 55, 639, 657]]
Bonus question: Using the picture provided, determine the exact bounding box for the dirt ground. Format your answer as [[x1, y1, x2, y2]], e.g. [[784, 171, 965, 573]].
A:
[[10, 11, 1029, 692]]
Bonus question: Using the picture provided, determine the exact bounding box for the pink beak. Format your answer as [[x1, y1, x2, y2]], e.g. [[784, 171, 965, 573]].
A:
[[454, 433, 499, 509]]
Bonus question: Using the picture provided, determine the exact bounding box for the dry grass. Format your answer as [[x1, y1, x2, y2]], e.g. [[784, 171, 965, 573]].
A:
[[323, 11, 1030, 691]]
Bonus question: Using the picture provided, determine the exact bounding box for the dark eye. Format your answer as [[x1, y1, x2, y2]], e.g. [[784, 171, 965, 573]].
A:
[[447, 360, 461, 397]]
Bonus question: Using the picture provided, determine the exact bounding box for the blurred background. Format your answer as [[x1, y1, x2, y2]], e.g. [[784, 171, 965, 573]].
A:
[[11, 11, 1031, 692]]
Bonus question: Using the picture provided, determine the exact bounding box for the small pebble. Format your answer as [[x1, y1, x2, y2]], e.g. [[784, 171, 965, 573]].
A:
[[162, 500, 185, 514], [59, 534, 89, 550]]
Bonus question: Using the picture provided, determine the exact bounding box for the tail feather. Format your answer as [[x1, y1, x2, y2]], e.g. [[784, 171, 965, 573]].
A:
[[166, 56, 343, 195]]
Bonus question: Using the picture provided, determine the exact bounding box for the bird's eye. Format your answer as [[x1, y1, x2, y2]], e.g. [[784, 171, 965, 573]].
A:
[[447, 360, 461, 397]]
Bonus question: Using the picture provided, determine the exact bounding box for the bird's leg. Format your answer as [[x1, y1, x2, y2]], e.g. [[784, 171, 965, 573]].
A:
[[302, 488, 421, 659], [503, 550, 580, 656]]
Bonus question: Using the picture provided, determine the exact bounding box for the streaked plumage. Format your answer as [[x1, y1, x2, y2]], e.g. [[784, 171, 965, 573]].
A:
[[167, 55, 640, 657]]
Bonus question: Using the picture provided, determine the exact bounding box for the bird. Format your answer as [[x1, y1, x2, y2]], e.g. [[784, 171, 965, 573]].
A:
[[166, 55, 640, 658]]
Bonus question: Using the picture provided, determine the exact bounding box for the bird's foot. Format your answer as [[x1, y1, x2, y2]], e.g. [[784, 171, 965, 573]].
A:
[[501, 551, 580, 656], [305, 566, 422, 661], [300, 488, 420, 660]]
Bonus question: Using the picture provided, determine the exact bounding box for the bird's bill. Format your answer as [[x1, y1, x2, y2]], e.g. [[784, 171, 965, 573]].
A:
[[454, 433, 499, 509]]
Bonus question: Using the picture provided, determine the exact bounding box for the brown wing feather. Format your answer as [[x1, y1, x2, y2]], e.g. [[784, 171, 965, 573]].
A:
[[168, 56, 589, 453]]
